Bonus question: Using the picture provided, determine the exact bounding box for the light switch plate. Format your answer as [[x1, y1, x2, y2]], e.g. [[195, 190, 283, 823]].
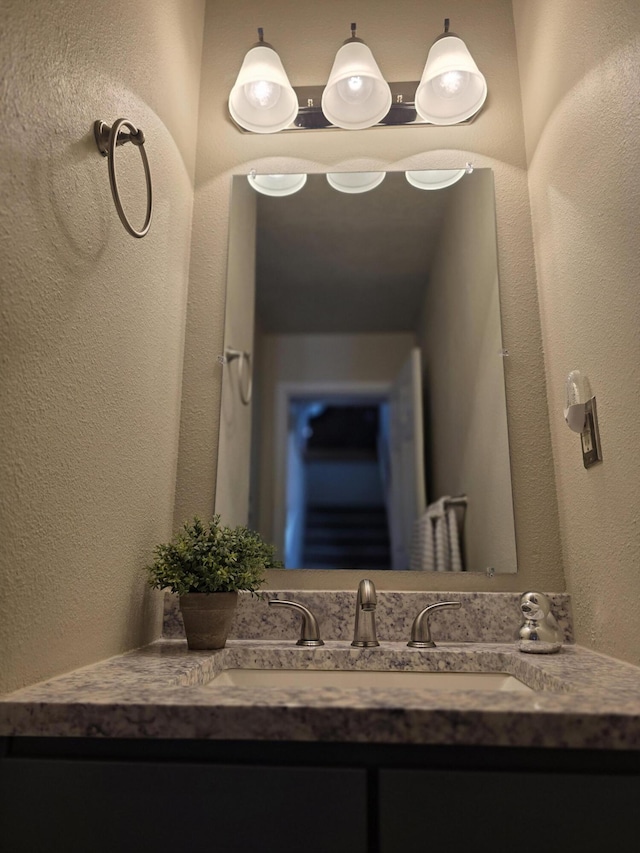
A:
[[581, 397, 603, 468]]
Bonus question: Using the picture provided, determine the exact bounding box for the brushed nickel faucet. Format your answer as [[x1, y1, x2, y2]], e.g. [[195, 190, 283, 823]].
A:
[[351, 579, 380, 647], [407, 600, 461, 648], [268, 599, 324, 647]]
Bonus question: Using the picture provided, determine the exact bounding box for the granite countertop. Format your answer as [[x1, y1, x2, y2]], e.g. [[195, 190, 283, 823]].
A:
[[2, 638, 640, 750]]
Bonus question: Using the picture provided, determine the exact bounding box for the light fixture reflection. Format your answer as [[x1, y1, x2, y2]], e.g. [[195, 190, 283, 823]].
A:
[[415, 19, 487, 125], [405, 169, 467, 191], [229, 29, 298, 133], [321, 23, 391, 130], [326, 172, 386, 194], [247, 173, 307, 197]]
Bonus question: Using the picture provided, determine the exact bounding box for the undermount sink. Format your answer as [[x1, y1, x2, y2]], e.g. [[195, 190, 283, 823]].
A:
[[206, 668, 533, 693]]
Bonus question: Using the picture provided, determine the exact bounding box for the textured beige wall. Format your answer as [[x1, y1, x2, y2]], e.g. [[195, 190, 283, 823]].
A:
[[175, 0, 564, 592], [419, 172, 517, 574], [0, 0, 205, 693], [513, 1, 640, 664]]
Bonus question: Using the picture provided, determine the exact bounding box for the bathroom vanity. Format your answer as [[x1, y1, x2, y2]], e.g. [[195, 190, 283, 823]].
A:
[[1, 591, 639, 852]]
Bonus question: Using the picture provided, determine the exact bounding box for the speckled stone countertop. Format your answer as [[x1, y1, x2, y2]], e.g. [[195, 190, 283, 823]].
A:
[[2, 638, 640, 750], [1, 591, 638, 749], [165, 590, 574, 643]]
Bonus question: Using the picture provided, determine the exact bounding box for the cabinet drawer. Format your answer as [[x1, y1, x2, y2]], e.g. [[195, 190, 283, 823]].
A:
[[379, 768, 640, 853], [0, 759, 367, 853]]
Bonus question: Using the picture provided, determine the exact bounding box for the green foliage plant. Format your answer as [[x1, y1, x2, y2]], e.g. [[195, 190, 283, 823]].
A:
[[147, 516, 282, 596]]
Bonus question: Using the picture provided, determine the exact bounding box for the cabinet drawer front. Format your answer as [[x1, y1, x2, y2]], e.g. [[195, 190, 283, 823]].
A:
[[379, 768, 640, 853], [0, 759, 368, 853]]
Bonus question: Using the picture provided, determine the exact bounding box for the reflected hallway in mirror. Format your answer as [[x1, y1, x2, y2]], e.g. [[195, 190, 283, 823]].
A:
[[217, 169, 518, 573]]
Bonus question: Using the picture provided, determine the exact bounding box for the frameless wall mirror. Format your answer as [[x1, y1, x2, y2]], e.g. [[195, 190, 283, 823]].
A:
[[217, 169, 517, 574]]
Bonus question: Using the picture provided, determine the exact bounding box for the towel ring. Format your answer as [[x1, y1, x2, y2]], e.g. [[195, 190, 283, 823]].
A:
[[225, 348, 253, 405], [94, 118, 153, 238]]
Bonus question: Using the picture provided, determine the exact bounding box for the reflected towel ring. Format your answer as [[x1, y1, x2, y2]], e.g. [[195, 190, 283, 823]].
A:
[[94, 118, 153, 238], [225, 348, 253, 405]]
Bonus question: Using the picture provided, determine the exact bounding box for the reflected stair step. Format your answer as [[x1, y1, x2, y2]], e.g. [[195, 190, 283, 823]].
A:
[[305, 528, 390, 543], [306, 513, 388, 529], [302, 545, 391, 560], [302, 558, 391, 570]]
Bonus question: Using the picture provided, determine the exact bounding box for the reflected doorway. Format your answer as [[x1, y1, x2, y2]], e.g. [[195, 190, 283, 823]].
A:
[[257, 349, 427, 571], [285, 400, 391, 570]]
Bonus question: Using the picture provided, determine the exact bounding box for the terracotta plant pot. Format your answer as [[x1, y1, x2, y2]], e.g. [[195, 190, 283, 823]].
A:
[[179, 591, 238, 650]]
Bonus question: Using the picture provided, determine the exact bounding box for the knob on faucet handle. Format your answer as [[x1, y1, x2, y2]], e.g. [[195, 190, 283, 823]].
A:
[[269, 599, 324, 647], [407, 600, 461, 648]]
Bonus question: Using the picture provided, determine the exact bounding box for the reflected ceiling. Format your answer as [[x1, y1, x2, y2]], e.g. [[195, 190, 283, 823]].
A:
[[255, 172, 455, 334]]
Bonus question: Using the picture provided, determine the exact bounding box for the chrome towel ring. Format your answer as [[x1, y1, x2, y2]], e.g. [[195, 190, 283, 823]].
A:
[[94, 118, 153, 238]]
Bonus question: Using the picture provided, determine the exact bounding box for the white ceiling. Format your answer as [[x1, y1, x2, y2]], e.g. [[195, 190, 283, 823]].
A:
[[255, 171, 452, 334]]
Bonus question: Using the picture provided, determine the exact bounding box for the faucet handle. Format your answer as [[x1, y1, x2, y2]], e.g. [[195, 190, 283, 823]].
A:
[[407, 601, 461, 648], [269, 599, 324, 647]]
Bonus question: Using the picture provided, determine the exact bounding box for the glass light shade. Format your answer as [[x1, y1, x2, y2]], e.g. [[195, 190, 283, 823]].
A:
[[405, 169, 466, 190], [229, 45, 298, 133], [247, 173, 307, 197], [326, 172, 386, 194], [414, 35, 487, 125], [564, 370, 592, 432], [321, 41, 392, 130]]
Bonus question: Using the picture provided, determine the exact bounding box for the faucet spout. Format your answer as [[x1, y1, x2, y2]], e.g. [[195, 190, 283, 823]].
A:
[[352, 579, 380, 647], [358, 578, 377, 610]]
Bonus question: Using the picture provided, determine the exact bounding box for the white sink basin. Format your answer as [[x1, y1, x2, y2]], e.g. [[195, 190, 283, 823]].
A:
[[207, 668, 533, 693]]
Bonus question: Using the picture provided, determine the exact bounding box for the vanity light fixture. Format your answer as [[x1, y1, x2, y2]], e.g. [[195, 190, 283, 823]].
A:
[[321, 24, 392, 130], [326, 171, 386, 193], [228, 29, 298, 133], [414, 18, 487, 125], [247, 171, 307, 197], [229, 21, 487, 132]]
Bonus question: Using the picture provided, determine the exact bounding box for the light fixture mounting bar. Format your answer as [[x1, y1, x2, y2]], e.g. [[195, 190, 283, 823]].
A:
[[230, 82, 482, 132]]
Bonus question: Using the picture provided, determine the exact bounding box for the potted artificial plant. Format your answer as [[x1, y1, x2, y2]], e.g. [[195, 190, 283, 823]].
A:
[[147, 516, 281, 649]]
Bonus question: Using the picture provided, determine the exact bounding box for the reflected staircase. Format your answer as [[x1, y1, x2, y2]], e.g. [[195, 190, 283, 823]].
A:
[[302, 505, 391, 570]]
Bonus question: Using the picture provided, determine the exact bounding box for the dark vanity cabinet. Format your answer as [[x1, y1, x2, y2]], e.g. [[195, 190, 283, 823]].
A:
[[1, 738, 639, 853], [378, 766, 640, 851], [0, 739, 366, 853]]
